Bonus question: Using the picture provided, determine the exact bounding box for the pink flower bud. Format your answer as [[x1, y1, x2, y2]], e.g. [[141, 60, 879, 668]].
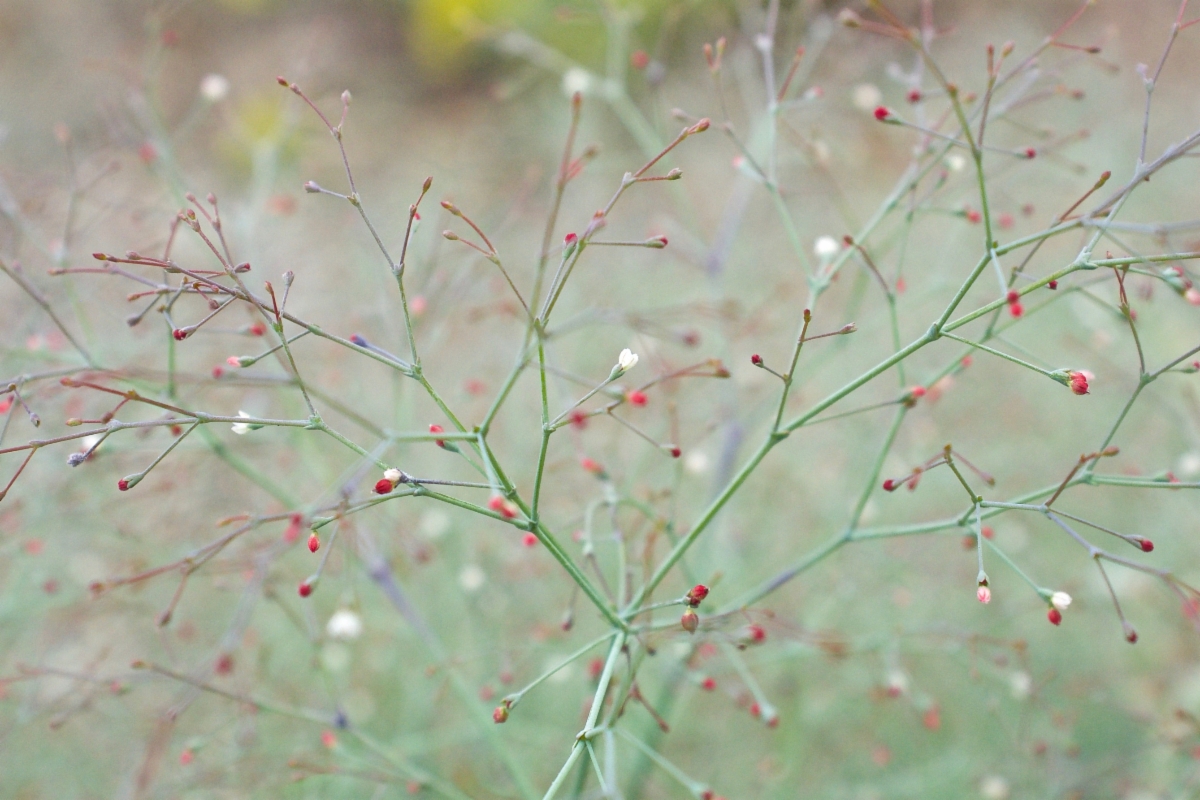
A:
[[1067, 370, 1089, 395], [627, 390, 648, 406], [977, 585, 992, 604], [681, 608, 699, 634], [873, 106, 891, 121], [493, 704, 510, 723], [308, 533, 320, 553]]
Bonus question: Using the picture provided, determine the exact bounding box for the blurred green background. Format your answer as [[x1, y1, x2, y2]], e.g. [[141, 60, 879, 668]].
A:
[[2, 0, 1200, 798]]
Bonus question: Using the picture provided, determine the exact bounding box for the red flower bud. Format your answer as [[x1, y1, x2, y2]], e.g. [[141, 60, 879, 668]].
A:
[[669, 446, 682, 459], [1067, 370, 1089, 395], [1024, 147, 1037, 159], [1138, 538, 1154, 552], [298, 581, 313, 597], [627, 390, 647, 407], [172, 328, 187, 340], [429, 423, 445, 447], [375, 479, 393, 494], [308, 533, 320, 553], [522, 532, 538, 547], [686, 584, 710, 606], [751, 353, 763, 366], [1048, 279, 1058, 290], [701, 676, 717, 691], [873, 106, 891, 121], [681, 608, 699, 634], [249, 322, 266, 337], [493, 704, 510, 723], [882, 478, 897, 492], [1047, 607, 1062, 626], [117, 479, 130, 491], [1008, 301, 1024, 317]]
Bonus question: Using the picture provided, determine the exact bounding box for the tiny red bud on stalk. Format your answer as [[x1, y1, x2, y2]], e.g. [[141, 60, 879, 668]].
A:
[[172, 328, 188, 341], [669, 446, 682, 459], [564, 232, 578, 245], [308, 533, 320, 553], [298, 582, 313, 597], [1048, 279, 1058, 290], [1006, 290, 1020, 304], [493, 704, 509, 723], [375, 479, 393, 494], [873, 106, 892, 121], [1008, 301, 1024, 318], [1067, 371, 1090, 395], [701, 677, 717, 691], [1047, 607, 1062, 626], [429, 423, 446, 447], [249, 322, 266, 337], [117, 479, 129, 491], [1025, 147, 1037, 159], [627, 390, 647, 406], [686, 584, 709, 606], [681, 608, 699, 634], [522, 532, 538, 547], [883, 479, 898, 492], [1138, 538, 1154, 552], [751, 353, 763, 366]]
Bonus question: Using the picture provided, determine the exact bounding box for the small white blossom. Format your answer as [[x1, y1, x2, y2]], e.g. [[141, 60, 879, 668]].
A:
[[1050, 591, 1072, 612], [199, 74, 230, 103], [562, 67, 593, 97], [458, 565, 486, 593], [326, 609, 363, 641], [946, 154, 967, 172], [813, 236, 840, 259], [616, 348, 638, 372], [383, 468, 402, 485], [851, 82, 882, 111], [979, 775, 1010, 800], [230, 410, 254, 435], [1009, 670, 1032, 700]]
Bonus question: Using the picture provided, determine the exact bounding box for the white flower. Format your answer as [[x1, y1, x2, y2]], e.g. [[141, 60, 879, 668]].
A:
[[230, 410, 254, 435], [1009, 670, 1032, 700], [458, 565, 486, 593], [1050, 591, 1072, 612], [326, 609, 363, 641], [562, 67, 593, 97], [813, 236, 840, 259], [383, 468, 402, 485], [616, 348, 638, 372], [199, 73, 230, 103], [851, 82, 882, 111], [946, 154, 967, 172], [979, 775, 1010, 800]]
